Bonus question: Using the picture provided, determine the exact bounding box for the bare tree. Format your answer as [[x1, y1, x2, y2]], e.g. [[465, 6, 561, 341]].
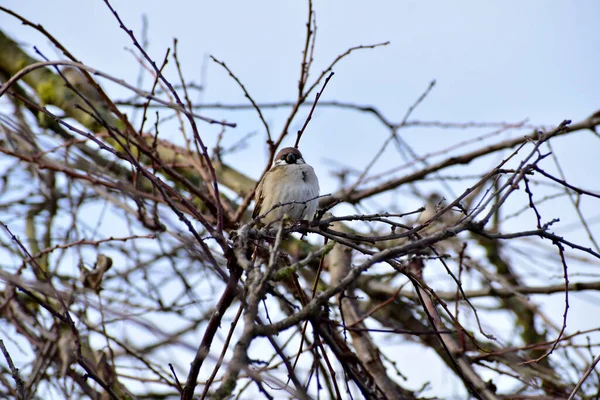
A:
[[1, 2, 599, 399]]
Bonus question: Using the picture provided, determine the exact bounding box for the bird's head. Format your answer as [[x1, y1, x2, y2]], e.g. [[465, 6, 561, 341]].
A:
[[273, 147, 306, 166]]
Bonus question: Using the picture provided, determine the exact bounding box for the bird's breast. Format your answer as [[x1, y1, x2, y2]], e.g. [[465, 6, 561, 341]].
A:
[[261, 164, 319, 221]]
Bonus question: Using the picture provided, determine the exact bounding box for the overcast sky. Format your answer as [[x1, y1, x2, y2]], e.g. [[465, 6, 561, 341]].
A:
[[2, 1, 599, 179], [1, 1, 599, 397]]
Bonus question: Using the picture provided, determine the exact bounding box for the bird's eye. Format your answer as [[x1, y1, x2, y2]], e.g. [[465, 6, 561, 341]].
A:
[[285, 153, 297, 164]]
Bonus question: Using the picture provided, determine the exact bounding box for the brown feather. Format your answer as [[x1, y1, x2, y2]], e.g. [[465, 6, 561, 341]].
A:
[[252, 173, 266, 219]]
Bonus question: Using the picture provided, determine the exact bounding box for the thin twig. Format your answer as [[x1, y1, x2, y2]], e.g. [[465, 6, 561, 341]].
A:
[[294, 71, 335, 148], [0, 340, 25, 400]]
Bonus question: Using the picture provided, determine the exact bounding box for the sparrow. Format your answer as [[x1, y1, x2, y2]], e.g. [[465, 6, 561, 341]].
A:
[[418, 193, 463, 228], [252, 147, 320, 226]]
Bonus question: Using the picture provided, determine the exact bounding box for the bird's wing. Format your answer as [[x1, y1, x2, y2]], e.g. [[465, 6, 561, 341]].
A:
[[252, 174, 266, 219]]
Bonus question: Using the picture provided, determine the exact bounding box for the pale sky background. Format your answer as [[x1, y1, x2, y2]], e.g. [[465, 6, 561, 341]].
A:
[[2, 1, 599, 183], [1, 1, 600, 398]]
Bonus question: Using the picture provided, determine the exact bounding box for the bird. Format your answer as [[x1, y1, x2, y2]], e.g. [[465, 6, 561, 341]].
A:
[[252, 147, 320, 226], [418, 192, 462, 228], [62, 67, 105, 104], [418, 193, 446, 226]]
